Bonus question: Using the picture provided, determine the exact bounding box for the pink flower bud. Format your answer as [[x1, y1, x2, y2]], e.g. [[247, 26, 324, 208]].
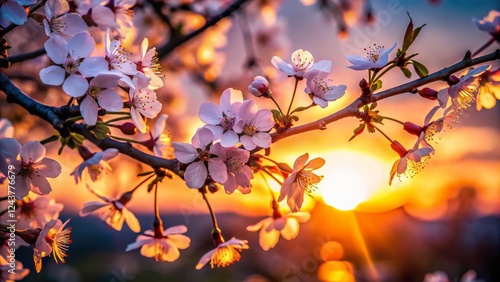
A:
[[403, 122, 423, 136], [248, 76, 271, 98], [119, 122, 138, 135], [418, 87, 438, 100], [390, 140, 408, 158], [447, 75, 460, 85]]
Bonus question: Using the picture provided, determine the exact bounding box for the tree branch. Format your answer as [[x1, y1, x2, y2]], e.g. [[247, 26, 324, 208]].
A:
[[156, 0, 249, 59], [270, 49, 500, 144], [0, 48, 46, 68]]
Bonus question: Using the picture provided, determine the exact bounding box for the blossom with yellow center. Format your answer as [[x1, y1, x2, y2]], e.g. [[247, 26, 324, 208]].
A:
[[196, 232, 249, 269], [33, 219, 72, 273]]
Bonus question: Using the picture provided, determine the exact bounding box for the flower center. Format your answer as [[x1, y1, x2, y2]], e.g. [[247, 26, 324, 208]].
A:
[[297, 171, 319, 195], [198, 150, 210, 161], [210, 245, 242, 268], [50, 18, 67, 33], [365, 44, 383, 63], [88, 86, 102, 99], [18, 162, 35, 178], [292, 53, 312, 71], [243, 123, 257, 136], [226, 156, 244, 174], [220, 115, 235, 130], [64, 59, 80, 74], [88, 164, 104, 180], [19, 200, 36, 218]]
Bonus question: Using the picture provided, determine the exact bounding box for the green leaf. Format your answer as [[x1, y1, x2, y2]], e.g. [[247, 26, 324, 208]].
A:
[[369, 102, 378, 110], [401, 67, 412, 78], [58, 137, 67, 155], [92, 123, 111, 140], [137, 171, 154, 177], [292, 106, 310, 113], [271, 109, 282, 123], [277, 162, 293, 173], [411, 60, 429, 77], [412, 24, 426, 44], [348, 123, 365, 142], [367, 123, 376, 133], [370, 80, 382, 92], [289, 115, 299, 122], [402, 12, 414, 53]]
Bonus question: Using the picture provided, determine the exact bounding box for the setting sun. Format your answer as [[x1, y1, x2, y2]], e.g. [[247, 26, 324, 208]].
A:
[[320, 150, 388, 210]]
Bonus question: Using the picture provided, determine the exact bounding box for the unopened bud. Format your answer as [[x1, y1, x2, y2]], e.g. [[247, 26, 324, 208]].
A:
[[447, 75, 460, 85], [119, 122, 137, 135], [118, 191, 133, 205], [418, 87, 438, 100], [390, 140, 408, 158], [248, 76, 271, 98], [403, 122, 423, 136], [207, 182, 219, 193], [78, 146, 94, 160], [16, 228, 41, 246]]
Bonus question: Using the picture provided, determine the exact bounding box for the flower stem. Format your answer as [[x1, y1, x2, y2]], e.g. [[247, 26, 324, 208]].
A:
[[472, 37, 495, 57], [286, 78, 300, 116], [201, 188, 219, 230], [372, 124, 393, 143], [65, 116, 83, 122], [104, 116, 131, 124], [109, 135, 142, 144], [261, 168, 284, 185], [379, 115, 405, 125], [129, 174, 156, 193], [290, 103, 315, 115], [372, 64, 396, 83], [259, 171, 277, 203], [106, 111, 131, 115], [154, 183, 160, 221], [270, 96, 285, 117]]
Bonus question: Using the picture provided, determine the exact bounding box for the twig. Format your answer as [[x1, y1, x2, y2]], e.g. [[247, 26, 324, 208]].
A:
[[0, 48, 46, 68]]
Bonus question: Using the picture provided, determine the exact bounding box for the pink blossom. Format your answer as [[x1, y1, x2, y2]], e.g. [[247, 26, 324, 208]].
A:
[[233, 100, 274, 150], [247, 211, 310, 251], [199, 88, 243, 147], [0, 139, 62, 199], [128, 74, 162, 133], [33, 218, 72, 273], [278, 153, 325, 212], [0, 0, 36, 27], [39, 32, 106, 97], [209, 143, 253, 194], [304, 70, 347, 108], [389, 138, 434, 185], [104, 30, 137, 76], [248, 76, 271, 97], [79, 189, 140, 232], [43, 0, 88, 39], [272, 49, 332, 78], [135, 38, 164, 90], [437, 65, 490, 111], [196, 236, 249, 269], [0, 118, 13, 139], [346, 43, 397, 70], [172, 128, 227, 188], [80, 73, 124, 125], [150, 114, 174, 159], [125, 225, 190, 262], [15, 195, 64, 229], [70, 148, 119, 183], [473, 10, 500, 36], [0, 254, 29, 281]]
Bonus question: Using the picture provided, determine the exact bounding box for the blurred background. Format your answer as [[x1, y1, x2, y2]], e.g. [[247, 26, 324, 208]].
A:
[[1, 0, 499, 281]]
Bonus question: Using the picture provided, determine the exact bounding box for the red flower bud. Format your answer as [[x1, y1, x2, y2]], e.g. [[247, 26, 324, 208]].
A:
[[418, 87, 438, 100], [390, 140, 408, 158], [403, 122, 423, 136], [119, 122, 137, 135], [447, 75, 460, 85], [78, 146, 94, 160], [248, 76, 271, 98]]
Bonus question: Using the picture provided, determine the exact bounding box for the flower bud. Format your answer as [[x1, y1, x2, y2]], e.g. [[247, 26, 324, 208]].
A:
[[447, 75, 460, 85], [78, 145, 94, 160], [248, 76, 271, 98], [119, 122, 138, 135], [403, 122, 423, 136], [418, 87, 438, 100], [16, 228, 41, 246], [390, 140, 408, 158]]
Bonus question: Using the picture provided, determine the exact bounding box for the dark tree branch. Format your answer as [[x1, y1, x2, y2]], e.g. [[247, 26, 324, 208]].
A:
[[156, 0, 249, 59], [0, 48, 46, 68]]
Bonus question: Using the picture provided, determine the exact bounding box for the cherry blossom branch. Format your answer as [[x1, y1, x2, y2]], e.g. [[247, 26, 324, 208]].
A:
[[0, 48, 46, 68], [156, 0, 249, 58], [270, 49, 500, 144]]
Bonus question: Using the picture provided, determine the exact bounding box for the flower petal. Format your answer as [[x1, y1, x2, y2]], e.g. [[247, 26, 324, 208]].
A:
[[185, 161, 207, 188]]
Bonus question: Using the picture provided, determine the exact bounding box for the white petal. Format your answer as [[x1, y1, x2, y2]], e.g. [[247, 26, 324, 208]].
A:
[[39, 66, 66, 86], [63, 74, 88, 97]]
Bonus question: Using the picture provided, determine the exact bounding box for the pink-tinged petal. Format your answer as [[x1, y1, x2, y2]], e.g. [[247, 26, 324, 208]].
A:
[[15, 178, 30, 199], [98, 89, 123, 111], [192, 128, 214, 149], [397, 157, 408, 174], [153, 114, 168, 139], [79, 201, 109, 216], [281, 218, 300, 240], [90, 73, 122, 88], [60, 13, 88, 35], [164, 225, 188, 235], [346, 55, 373, 70], [223, 174, 237, 194], [287, 186, 304, 212], [389, 160, 399, 185], [185, 161, 207, 188], [220, 131, 239, 147], [278, 175, 295, 202], [21, 141, 46, 163], [252, 133, 271, 149], [312, 96, 328, 108], [219, 88, 243, 113], [81, 96, 99, 125], [123, 208, 140, 233], [196, 249, 216, 270], [323, 85, 347, 101], [33, 158, 61, 178], [39, 66, 66, 86], [259, 227, 280, 251], [172, 142, 198, 163], [204, 125, 224, 140], [424, 106, 441, 125], [101, 148, 119, 161], [268, 217, 286, 232], [0, 118, 14, 138], [240, 135, 256, 150], [157, 240, 181, 262], [167, 234, 191, 249], [305, 157, 325, 170], [247, 218, 272, 232], [308, 60, 332, 74], [437, 89, 449, 109], [44, 35, 68, 64], [46, 0, 68, 19], [289, 212, 311, 224], [125, 237, 154, 252], [92, 6, 115, 29], [63, 74, 88, 97], [293, 153, 309, 171], [68, 32, 95, 59], [199, 103, 222, 125], [132, 73, 150, 90], [208, 158, 228, 184], [238, 100, 258, 122], [79, 56, 110, 77], [130, 107, 146, 133], [140, 38, 149, 58], [271, 56, 295, 76], [253, 109, 274, 131], [29, 176, 52, 196], [3, 1, 28, 26], [373, 42, 397, 68]]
